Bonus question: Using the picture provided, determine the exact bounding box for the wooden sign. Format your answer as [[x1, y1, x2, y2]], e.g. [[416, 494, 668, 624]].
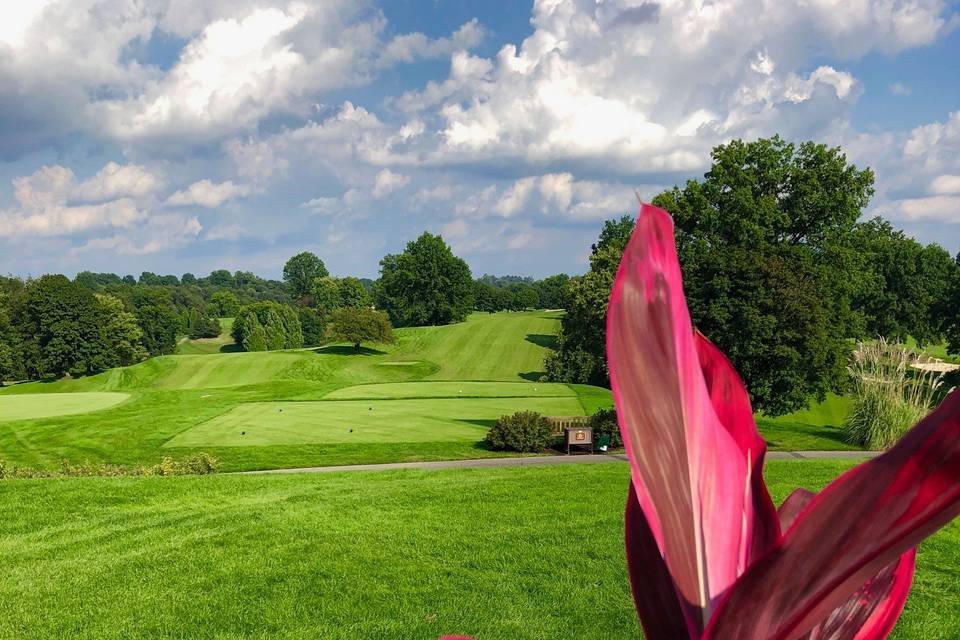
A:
[[565, 426, 593, 454]]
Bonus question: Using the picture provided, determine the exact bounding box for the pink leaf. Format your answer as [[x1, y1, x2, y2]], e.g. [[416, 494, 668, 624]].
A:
[[778, 489, 917, 640], [625, 481, 693, 640], [607, 203, 761, 634], [704, 389, 960, 640], [694, 331, 781, 565]]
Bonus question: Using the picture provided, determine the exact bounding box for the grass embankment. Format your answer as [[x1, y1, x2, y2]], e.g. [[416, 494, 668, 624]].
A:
[[175, 318, 237, 355], [0, 460, 955, 639]]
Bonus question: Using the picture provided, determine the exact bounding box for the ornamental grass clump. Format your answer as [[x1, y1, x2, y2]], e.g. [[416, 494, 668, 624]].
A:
[[845, 339, 944, 450]]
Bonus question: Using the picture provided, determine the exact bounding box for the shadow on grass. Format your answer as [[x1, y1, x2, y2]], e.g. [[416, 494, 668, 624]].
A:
[[311, 345, 387, 356], [525, 333, 558, 349], [459, 418, 498, 429], [757, 419, 853, 450], [219, 343, 243, 353], [519, 371, 546, 382]]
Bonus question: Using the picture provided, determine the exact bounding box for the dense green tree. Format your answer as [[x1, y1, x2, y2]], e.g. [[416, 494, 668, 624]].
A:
[[298, 308, 326, 347], [311, 276, 340, 313], [283, 252, 329, 301], [338, 277, 371, 309], [0, 298, 22, 385], [137, 304, 179, 357], [474, 281, 500, 312], [536, 274, 571, 310], [210, 291, 240, 317], [852, 218, 954, 345], [327, 307, 395, 352], [232, 301, 303, 351], [652, 136, 875, 414], [207, 270, 234, 287], [94, 294, 147, 366], [510, 284, 540, 310], [15, 275, 112, 378], [242, 315, 268, 352], [181, 273, 197, 285], [375, 232, 474, 326]]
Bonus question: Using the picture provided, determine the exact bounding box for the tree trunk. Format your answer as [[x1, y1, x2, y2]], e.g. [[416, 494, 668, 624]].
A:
[[354, 342, 361, 353]]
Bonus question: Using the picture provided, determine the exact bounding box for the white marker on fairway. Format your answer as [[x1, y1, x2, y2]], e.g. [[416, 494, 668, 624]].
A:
[[201, 394, 211, 398]]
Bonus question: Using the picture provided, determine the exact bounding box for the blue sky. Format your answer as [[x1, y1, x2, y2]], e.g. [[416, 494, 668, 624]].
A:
[[0, 0, 958, 280]]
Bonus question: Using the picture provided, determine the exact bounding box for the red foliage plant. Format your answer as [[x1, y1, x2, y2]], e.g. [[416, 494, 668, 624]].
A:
[[443, 204, 960, 640]]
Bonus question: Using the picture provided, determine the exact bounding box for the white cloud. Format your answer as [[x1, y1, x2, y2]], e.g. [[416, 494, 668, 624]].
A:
[[166, 179, 252, 208], [372, 169, 410, 198], [0, 162, 163, 237], [931, 175, 960, 195], [74, 162, 164, 202], [73, 214, 202, 255], [890, 82, 913, 96], [379, 19, 485, 67]]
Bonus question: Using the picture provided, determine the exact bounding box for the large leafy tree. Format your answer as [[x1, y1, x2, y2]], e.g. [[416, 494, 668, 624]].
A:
[[95, 294, 147, 367], [283, 252, 328, 301], [653, 136, 874, 414], [137, 304, 180, 357], [327, 307, 395, 352], [375, 232, 474, 326], [232, 301, 303, 351], [15, 275, 112, 378], [545, 215, 635, 386], [853, 217, 955, 345]]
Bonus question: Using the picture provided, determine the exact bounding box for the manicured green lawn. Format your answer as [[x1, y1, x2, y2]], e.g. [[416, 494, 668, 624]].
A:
[[323, 381, 577, 400], [0, 311, 863, 472], [0, 460, 955, 639], [175, 318, 237, 355], [0, 392, 130, 421], [756, 393, 856, 451], [166, 395, 585, 447]]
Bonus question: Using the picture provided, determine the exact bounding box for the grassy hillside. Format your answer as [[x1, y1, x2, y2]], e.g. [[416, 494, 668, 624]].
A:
[[0, 309, 861, 471], [0, 312, 608, 471], [175, 318, 237, 355], [0, 461, 955, 639]]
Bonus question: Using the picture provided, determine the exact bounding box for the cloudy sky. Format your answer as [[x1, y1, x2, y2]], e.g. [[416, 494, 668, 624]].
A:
[[1, 0, 958, 280]]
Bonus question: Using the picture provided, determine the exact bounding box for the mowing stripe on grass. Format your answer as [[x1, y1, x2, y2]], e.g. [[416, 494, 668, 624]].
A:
[[0, 393, 130, 421]]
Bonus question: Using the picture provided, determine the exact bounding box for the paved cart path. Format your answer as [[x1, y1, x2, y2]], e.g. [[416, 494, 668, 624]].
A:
[[237, 450, 879, 475]]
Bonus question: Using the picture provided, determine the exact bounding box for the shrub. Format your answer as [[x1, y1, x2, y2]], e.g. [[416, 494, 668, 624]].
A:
[[844, 339, 944, 450], [485, 411, 554, 452], [589, 407, 622, 448]]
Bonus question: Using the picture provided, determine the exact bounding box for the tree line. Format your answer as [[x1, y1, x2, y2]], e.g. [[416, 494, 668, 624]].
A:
[[3, 134, 959, 418], [546, 136, 960, 416]]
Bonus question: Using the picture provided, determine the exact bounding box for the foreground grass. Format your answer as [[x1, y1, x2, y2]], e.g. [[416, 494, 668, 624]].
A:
[[0, 460, 956, 639]]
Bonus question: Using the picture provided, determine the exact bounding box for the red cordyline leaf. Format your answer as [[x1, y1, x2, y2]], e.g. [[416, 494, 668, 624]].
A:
[[777, 489, 917, 640], [702, 387, 960, 640], [607, 203, 779, 636]]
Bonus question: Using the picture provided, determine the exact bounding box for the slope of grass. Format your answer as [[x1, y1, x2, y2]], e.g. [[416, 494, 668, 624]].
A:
[[391, 311, 561, 381], [756, 394, 855, 451], [175, 318, 237, 355], [0, 460, 955, 639]]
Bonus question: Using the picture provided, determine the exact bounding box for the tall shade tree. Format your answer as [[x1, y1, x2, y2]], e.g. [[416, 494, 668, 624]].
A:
[[853, 217, 955, 345], [283, 252, 328, 301], [94, 294, 147, 367], [545, 215, 635, 386], [653, 136, 874, 414], [15, 275, 112, 378], [326, 307, 395, 352], [136, 304, 180, 357], [375, 232, 474, 327]]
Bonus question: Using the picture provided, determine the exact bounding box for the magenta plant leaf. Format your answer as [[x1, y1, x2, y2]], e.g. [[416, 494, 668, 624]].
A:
[[777, 489, 917, 640], [703, 390, 960, 640], [624, 481, 691, 640], [607, 203, 769, 634]]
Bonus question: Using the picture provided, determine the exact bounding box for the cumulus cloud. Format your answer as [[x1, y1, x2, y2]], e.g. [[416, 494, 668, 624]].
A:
[[378, 19, 484, 67], [0, 162, 164, 237], [394, 0, 952, 176], [166, 179, 252, 208], [72, 214, 202, 255], [372, 169, 410, 198]]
